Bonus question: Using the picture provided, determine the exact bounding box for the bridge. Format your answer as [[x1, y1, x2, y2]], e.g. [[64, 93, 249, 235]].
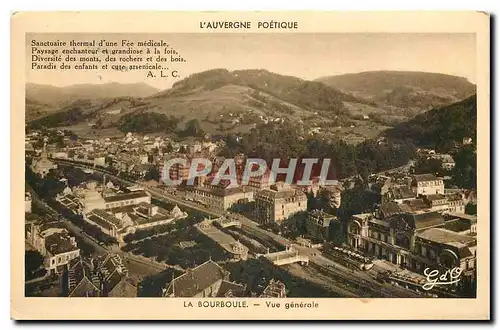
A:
[[257, 246, 309, 266], [211, 213, 242, 228]]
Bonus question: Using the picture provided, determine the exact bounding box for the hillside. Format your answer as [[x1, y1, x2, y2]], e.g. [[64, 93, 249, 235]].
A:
[[28, 69, 390, 140], [26, 82, 160, 106], [384, 94, 476, 147], [316, 71, 476, 112]]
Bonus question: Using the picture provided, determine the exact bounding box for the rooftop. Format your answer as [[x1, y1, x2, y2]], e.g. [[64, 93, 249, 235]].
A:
[[165, 260, 226, 297], [413, 174, 441, 182], [417, 227, 476, 245], [103, 190, 150, 203], [44, 232, 79, 255]]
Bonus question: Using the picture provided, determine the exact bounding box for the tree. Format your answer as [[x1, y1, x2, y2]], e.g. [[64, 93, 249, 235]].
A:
[[144, 166, 160, 182], [465, 202, 477, 215], [452, 145, 476, 189], [182, 119, 204, 137], [25, 250, 44, 278]]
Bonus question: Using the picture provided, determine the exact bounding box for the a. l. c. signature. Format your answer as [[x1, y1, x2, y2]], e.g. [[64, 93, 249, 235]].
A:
[[422, 267, 462, 291]]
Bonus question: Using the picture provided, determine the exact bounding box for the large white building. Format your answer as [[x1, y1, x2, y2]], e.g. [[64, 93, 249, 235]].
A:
[[411, 174, 444, 196], [255, 183, 307, 224], [84, 203, 187, 241]]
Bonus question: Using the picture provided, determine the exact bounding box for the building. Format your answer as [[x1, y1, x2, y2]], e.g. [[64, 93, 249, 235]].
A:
[[30, 143, 57, 178], [347, 208, 477, 291], [66, 258, 100, 297], [84, 203, 187, 241], [103, 190, 151, 209], [187, 185, 254, 211], [411, 174, 444, 196], [65, 254, 135, 297], [317, 185, 342, 211], [163, 260, 246, 297], [424, 194, 449, 212], [26, 220, 80, 274], [306, 210, 336, 241], [254, 183, 307, 224], [259, 279, 286, 298]]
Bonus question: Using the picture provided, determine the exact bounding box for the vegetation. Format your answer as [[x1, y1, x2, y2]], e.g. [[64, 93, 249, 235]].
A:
[[225, 257, 340, 297], [118, 112, 179, 133], [219, 122, 416, 180], [25, 250, 45, 280], [138, 268, 183, 297], [168, 69, 368, 115], [450, 145, 477, 189], [465, 202, 477, 215], [413, 157, 449, 177], [180, 119, 204, 137], [122, 226, 232, 268], [29, 107, 87, 129], [318, 71, 476, 110], [385, 95, 476, 148]]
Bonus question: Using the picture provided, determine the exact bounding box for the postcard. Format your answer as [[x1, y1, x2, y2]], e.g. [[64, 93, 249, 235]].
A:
[[11, 11, 490, 320]]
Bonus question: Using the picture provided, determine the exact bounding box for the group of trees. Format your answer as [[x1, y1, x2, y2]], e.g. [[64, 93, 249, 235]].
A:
[[123, 226, 232, 268], [118, 112, 180, 134], [385, 94, 476, 150], [225, 257, 339, 297], [25, 250, 45, 281], [29, 108, 83, 129], [179, 119, 204, 138], [219, 122, 416, 180]]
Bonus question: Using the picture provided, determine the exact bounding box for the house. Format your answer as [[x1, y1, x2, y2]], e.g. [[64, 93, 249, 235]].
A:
[[30, 144, 57, 178], [259, 279, 286, 298], [26, 221, 80, 274], [84, 203, 187, 241], [254, 183, 307, 224], [187, 184, 254, 211], [347, 208, 477, 291], [411, 174, 444, 196], [163, 260, 246, 297], [65, 254, 135, 297], [307, 210, 336, 241]]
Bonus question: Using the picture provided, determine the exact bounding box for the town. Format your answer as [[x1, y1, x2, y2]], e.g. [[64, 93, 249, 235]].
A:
[[23, 125, 477, 299]]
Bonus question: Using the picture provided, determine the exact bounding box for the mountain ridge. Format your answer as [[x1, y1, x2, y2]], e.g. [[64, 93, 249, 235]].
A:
[[316, 70, 476, 112]]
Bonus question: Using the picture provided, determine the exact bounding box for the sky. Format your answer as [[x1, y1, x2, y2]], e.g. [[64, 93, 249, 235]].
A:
[[27, 33, 477, 91]]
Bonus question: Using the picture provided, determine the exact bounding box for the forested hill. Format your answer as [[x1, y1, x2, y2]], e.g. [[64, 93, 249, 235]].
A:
[[384, 94, 476, 148], [316, 71, 476, 111], [152, 68, 369, 114]]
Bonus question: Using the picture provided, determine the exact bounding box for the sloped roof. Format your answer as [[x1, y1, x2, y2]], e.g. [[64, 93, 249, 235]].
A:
[[417, 228, 476, 245], [413, 174, 440, 182], [164, 260, 226, 297]]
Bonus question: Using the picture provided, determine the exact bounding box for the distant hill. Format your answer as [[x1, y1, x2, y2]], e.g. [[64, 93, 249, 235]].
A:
[[24, 69, 397, 138], [26, 82, 160, 106], [152, 68, 365, 113], [384, 94, 476, 147], [316, 71, 476, 112]]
